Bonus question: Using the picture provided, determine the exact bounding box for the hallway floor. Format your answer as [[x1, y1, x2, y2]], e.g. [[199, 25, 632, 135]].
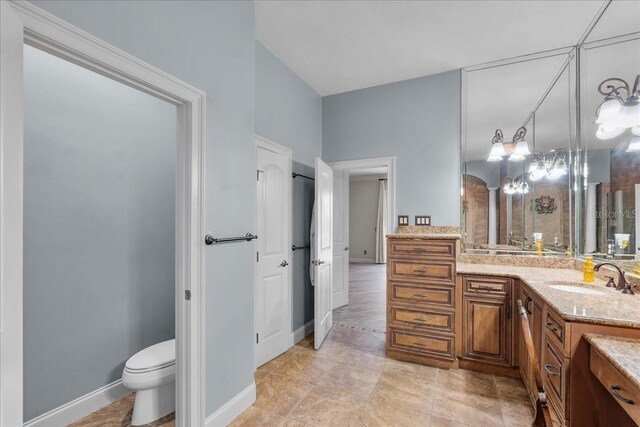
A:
[[234, 262, 534, 426]]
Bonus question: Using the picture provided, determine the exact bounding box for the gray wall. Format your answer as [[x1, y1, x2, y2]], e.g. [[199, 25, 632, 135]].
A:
[[323, 70, 462, 226], [349, 177, 383, 262], [24, 46, 176, 421], [30, 0, 256, 417], [255, 41, 322, 329]]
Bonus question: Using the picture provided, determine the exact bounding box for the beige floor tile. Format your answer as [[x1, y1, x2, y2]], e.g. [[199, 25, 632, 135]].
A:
[[369, 371, 435, 414], [109, 392, 135, 415], [316, 360, 382, 398], [383, 358, 438, 383], [253, 373, 315, 416], [229, 405, 308, 427], [288, 388, 365, 426], [494, 375, 530, 403], [436, 368, 498, 398], [359, 395, 430, 426], [272, 351, 336, 385], [499, 398, 534, 426], [432, 388, 504, 427], [428, 415, 474, 427], [69, 405, 131, 427]]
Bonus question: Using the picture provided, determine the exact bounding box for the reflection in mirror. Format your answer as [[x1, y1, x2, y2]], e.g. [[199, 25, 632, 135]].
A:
[[463, 51, 573, 255], [581, 31, 640, 269]]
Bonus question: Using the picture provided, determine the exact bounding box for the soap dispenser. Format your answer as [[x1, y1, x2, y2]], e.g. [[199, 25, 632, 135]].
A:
[[583, 256, 595, 283]]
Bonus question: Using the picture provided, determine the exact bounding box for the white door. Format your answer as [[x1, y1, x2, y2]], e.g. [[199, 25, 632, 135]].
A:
[[256, 143, 291, 367], [332, 170, 349, 309], [313, 158, 333, 349]]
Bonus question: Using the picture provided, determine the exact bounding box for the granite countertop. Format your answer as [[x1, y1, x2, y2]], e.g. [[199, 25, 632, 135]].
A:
[[585, 334, 640, 390], [457, 263, 640, 328], [386, 233, 461, 239]]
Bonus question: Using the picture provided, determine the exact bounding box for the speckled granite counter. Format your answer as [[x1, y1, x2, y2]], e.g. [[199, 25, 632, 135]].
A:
[[386, 233, 461, 239], [585, 334, 640, 390], [458, 263, 640, 329]]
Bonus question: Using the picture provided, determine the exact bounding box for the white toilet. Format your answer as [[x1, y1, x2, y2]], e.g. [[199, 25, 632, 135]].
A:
[[122, 339, 175, 426]]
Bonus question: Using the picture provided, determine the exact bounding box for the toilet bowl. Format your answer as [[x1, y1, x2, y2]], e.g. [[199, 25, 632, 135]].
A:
[[122, 339, 175, 426]]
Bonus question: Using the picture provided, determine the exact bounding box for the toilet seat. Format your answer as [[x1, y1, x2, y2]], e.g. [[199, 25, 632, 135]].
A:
[[125, 339, 175, 373]]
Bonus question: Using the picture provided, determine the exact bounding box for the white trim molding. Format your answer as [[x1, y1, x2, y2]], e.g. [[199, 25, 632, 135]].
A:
[[292, 320, 315, 344], [329, 157, 396, 234], [204, 383, 256, 427], [0, 2, 205, 426], [23, 381, 129, 427]]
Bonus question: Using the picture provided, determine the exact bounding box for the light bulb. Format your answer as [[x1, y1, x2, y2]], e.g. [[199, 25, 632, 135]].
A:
[[627, 136, 640, 152], [596, 123, 625, 140], [596, 98, 622, 124], [509, 153, 525, 161], [548, 159, 567, 179], [614, 102, 640, 128], [487, 142, 506, 162], [530, 163, 547, 181], [528, 160, 539, 173], [504, 184, 516, 195], [632, 125, 640, 136], [513, 139, 531, 157]]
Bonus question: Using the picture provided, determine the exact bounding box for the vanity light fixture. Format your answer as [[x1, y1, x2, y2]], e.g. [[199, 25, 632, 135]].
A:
[[595, 75, 640, 140], [486, 127, 530, 162], [503, 175, 529, 195], [528, 149, 568, 181], [628, 136, 640, 152]]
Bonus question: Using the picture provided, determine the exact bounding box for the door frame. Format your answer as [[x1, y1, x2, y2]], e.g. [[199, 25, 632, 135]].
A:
[[254, 135, 293, 368], [329, 156, 397, 255], [0, 2, 205, 426]]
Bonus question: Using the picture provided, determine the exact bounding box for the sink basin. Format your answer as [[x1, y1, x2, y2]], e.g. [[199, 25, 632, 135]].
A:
[[548, 284, 605, 295]]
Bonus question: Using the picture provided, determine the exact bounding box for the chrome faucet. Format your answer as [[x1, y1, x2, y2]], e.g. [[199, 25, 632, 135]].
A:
[[594, 262, 633, 295]]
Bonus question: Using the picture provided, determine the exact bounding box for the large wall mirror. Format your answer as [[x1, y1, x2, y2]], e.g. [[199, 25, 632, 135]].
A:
[[578, 1, 640, 271], [462, 50, 575, 256], [462, 1, 639, 267]]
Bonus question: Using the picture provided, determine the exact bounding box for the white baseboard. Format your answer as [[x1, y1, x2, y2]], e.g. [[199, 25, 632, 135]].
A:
[[349, 258, 375, 264], [205, 383, 256, 427], [23, 380, 130, 427], [292, 320, 314, 344]]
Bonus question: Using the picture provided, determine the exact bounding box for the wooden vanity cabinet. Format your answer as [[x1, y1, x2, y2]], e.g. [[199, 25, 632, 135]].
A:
[[460, 275, 513, 367], [386, 237, 459, 368]]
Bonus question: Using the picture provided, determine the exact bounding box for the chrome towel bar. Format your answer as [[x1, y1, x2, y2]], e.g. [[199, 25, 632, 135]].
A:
[[205, 233, 258, 245]]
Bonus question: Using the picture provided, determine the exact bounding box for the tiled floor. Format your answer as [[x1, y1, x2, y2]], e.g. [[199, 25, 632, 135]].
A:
[[68, 393, 174, 427], [234, 263, 535, 426]]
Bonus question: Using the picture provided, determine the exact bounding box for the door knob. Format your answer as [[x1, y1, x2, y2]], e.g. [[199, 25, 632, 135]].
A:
[[312, 260, 325, 266], [344, 247, 349, 251], [280, 260, 289, 267]]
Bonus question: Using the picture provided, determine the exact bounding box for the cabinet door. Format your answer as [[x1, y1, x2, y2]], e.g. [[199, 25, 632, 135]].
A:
[[463, 295, 512, 366], [519, 287, 532, 393]]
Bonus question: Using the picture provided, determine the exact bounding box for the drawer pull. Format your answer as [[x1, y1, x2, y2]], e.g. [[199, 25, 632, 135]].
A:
[[413, 317, 426, 322], [413, 341, 426, 347], [413, 293, 427, 298], [545, 321, 561, 335], [524, 296, 533, 315], [544, 364, 560, 376], [473, 285, 500, 291], [413, 269, 427, 274], [611, 385, 635, 405]]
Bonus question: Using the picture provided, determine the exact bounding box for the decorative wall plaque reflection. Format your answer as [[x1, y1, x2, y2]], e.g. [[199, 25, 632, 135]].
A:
[[535, 195, 557, 214], [462, 200, 469, 214]]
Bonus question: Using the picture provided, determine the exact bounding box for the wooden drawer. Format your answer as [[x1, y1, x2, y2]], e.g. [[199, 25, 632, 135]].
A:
[[590, 348, 640, 425], [543, 334, 569, 418], [388, 326, 455, 360], [388, 239, 456, 260], [463, 275, 511, 296], [543, 306, 570, 355], [390, 305, 454, 333], [388, 259, 455, 283], [390, 282, 455, 309]]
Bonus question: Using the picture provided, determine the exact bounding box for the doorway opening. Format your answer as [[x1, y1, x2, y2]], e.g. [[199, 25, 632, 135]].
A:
[[328, 157, 396, 356]]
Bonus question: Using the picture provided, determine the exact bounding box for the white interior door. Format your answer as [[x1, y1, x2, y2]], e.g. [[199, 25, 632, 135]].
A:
[[256, 143, 291, 367], [313, 158, 333, 349], [332, 170, 349, 309]]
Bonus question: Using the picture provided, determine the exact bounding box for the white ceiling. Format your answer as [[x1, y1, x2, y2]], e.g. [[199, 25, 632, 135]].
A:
[[256, 0, 604, 96]]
